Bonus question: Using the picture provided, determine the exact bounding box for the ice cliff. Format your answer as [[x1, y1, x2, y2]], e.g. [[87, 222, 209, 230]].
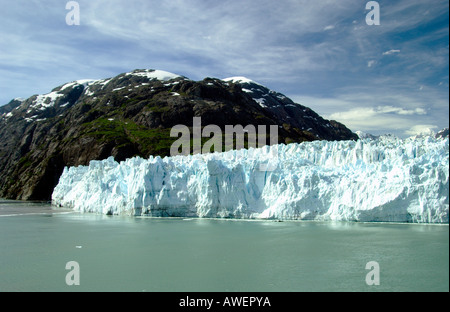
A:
[[52, 135, 449, 223]]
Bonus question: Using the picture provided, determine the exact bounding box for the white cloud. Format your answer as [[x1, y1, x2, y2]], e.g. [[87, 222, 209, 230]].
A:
[[367, 60, 376, 68], [326, 106, 427, 131], [375, 106, 426, 115], [289, 82, 448, 138], [405, 125, 438, 136], [323, 25, 335, 31], [382, 49, 401, 55]]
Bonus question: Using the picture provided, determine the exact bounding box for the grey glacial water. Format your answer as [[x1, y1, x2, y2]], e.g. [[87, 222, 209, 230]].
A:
[[0, 201, 448, 292]]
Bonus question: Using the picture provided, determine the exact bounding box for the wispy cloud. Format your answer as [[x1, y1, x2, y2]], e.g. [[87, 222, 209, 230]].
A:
[[382, 49, 401, 55], [291, 82, 448, 137], [327, 105, 427, 130]]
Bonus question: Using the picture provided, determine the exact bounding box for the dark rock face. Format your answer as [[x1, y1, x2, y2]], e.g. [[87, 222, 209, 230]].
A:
[[0, 69, 358, 200], [436, 128, 449, 139]]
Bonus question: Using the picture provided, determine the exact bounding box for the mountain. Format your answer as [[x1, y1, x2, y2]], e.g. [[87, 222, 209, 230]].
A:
[[0, 98, 24, 115], [355, 130, 379, 140], [0, 69, 358, 201], [435, 128, 449, 139]]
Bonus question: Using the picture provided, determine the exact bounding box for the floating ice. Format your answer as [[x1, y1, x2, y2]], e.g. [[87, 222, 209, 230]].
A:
[[52, 135, 449, 223]]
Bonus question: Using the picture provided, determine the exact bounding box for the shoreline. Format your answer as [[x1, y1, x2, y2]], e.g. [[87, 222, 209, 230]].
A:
[[1, 199, 448, 225], [0, 199, 73, 217]]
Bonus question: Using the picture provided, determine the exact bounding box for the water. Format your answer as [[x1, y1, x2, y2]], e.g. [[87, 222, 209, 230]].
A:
[[0, 200, 448, 292]]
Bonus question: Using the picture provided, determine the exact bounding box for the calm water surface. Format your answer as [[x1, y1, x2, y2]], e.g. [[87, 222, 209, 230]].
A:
[[0, 200, 448, 292]]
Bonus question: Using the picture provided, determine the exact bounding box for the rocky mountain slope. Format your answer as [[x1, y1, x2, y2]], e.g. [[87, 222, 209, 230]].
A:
[[0, 69, 358, 200]]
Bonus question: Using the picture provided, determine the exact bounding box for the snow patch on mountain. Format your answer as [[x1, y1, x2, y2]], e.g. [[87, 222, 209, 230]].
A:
[[33, 91, 64, 110], [126, 69, 182, 81], [60, 79, 98, 91], [223, 76, 263, 86]]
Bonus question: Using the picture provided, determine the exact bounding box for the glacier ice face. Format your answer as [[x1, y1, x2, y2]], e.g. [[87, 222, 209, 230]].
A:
[[52, 135, 449, 223]]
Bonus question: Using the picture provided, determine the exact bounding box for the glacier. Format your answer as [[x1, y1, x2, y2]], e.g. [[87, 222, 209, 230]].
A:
[[52, 135, 449, 223]]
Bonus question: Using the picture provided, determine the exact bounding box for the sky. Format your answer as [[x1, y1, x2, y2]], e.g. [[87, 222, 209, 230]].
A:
[[0, 0, 448, 138]]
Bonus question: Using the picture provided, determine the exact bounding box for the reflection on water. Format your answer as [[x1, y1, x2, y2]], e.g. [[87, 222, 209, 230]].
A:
[[0, 201, 448, 292]]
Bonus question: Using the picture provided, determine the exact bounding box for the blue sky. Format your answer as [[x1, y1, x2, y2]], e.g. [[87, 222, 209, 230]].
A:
[[0, 0, 448, 137]]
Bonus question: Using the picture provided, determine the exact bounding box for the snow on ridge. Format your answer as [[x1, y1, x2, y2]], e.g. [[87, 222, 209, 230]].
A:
[[52, 135, 449, 223], [60, 79, 99, 91], [16, 79, 100, 112], [223, 77, 279, 107], [223, 76, 264, 86], [126, 69, 182, 81]]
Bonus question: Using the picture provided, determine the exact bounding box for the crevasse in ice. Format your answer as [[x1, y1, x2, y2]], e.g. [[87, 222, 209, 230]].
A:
[[52, 135, 449, 223]]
